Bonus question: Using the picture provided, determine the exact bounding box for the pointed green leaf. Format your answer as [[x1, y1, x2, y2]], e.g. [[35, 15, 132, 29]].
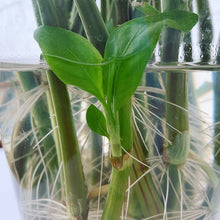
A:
[[138, 4, 198, 32], [162, 10, 198, 32], [102, 8, 198, 111], [86, 105, 109, 138], [103, 17, 163, 110], [34, 25, 104, 102]]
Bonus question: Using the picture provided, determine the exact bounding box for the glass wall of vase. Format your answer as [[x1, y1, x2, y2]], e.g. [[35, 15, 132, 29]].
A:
[[1, 0, 220, 219]]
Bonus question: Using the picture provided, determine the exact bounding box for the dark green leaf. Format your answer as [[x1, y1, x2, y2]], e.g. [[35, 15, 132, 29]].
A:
[[86, 105, 109, 138], [34, 25, 105, 102], [103, 17, 163, 110]]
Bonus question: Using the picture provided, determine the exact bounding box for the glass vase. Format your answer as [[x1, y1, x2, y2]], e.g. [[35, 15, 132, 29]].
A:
[[1, 0, 220, 219]]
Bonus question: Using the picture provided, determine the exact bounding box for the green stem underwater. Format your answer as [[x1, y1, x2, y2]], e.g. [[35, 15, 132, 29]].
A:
[[47, 71, 88, 220], [161, 0, 190, 211], [101, 164, 131, 220], [213, 41, 220, 165], [128, 127, 163, 219], [17, 71, 58, 173]]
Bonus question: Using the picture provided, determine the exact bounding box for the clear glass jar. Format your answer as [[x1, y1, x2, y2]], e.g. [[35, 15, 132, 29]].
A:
[[1, 1, 220, 219]]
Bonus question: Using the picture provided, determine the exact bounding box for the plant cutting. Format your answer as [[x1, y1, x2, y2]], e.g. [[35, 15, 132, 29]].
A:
[[33, 2, 199, 219], [1, 0, 220, 220]]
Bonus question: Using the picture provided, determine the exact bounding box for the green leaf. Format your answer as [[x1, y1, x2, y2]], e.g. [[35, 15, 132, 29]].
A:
[[139, 3, 198, 32], [103, 17, 163, 110], [34, 25, 105, 102], [137, 3, 160, 16], [162, 10, 198, 32], [86, 105, 109, 138]]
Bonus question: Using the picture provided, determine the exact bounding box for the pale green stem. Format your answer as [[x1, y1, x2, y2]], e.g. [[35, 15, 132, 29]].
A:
[[12, 114, 32, 182], [47, 71, 88, 220], [32, 0, 71, 28], [101, 100, 133, 219], [196, 0, 213, 63], [101, 166, 131, 220], [213, 42, 220, 165], [161, 0, 190, 211], [45, 87, 64, 198], [128, 126, 163, 219], [32, 1, 89, 218], [17, 72, 58, 174]]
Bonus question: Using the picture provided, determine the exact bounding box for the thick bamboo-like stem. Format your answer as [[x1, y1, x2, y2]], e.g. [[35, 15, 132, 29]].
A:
[[11, 114, 33, 182], [161, 0, 189, 211], [101, 0, 109, 22], [115, 0, 131, 25], [74, 0, 109, 56], [17, 0, 73, 183], [196, 0, 220, 166], [69, 3, 84, 35], [101, 165, 131, 220], [161, 0, 189, 158], [165, 72, 189, 139], [32, 1, 89, 219], [15, 72, 60, 195], [128, 126, 163, 219], [196, 0, 213, 64], [47, 71, 88, 219], [17, 72, 57, 170], [101, 0, 118, 27], [32, 0, 71, 28], [213, 43, 220, 165], [100, 100, 133, 220]]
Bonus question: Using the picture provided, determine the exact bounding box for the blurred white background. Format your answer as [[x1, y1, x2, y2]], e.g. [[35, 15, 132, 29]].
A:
[[0, 0, 40, 63]]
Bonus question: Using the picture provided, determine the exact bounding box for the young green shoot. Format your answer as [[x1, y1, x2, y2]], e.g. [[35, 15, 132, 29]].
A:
[[34, 4, 198, 219]]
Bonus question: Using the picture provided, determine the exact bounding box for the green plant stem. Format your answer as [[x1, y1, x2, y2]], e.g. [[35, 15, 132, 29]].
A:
[[213, 41, 220, 165], [47, 70, 88, 220], [115, 0, 131, 24], [153, 0, 161, 11], [196, 0, 213, 63], [32, 0, 71, 28], [17, 72, 58, 172], [74, 0, 109, 56], [165, 71, 189, 139], [196, 0, 219, 165], [73, 3, 134, 217], [161, 0, 189, 155], [11, 114, 32, 182], [129, 127, 163, 219], [100, 101, 133, 220], [101, 0, 109, 22], [74, 2, 142, 218], [69, 7, 84, 35], [101, 166, 131, 220], [101, 0, 118, 26], [161, 0, 189, 211], [32, 1, 89, 218], [183, 1, 193, 63], [119, 99, 133, 153], [45, 86, 65, 198]]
